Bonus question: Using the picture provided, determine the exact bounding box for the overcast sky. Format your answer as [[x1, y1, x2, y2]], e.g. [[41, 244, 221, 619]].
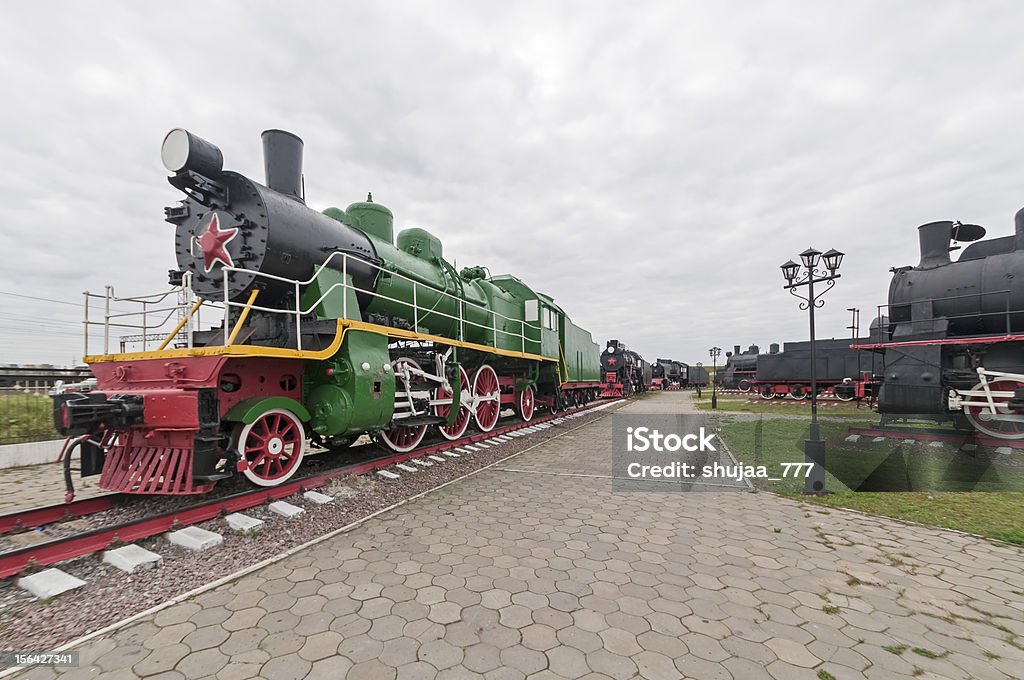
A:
[[2, 1, 1024, 367]]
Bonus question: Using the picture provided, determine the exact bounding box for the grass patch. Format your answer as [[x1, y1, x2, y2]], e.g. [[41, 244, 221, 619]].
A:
[[817, 671, 837, 680], [695, 395, 872, 417], [911, 647, 949, 659], [0, 392, 58, 445], [822, 604, 841, 614], [983, 650, 1002, 660], [718, 417, 1024, 543], [811, 493, 1024, 545], [883, 644, 908, 655]]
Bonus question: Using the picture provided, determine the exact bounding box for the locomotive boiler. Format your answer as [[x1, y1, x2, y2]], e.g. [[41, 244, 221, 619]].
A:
[[54, 128, 603, 495], [858, 210, 1024, 438]]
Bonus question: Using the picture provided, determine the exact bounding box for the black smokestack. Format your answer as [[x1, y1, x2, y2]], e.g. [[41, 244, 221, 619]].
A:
[[262, 129, 304, 202], [917, 221, 953, 269], [734, 345, 740, 355], [1015, 207, 1024, 251]]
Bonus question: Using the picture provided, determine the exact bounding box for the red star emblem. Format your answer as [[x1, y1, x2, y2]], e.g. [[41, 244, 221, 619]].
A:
[[196, 213, 238, 273], [607, 357, 617, 365]]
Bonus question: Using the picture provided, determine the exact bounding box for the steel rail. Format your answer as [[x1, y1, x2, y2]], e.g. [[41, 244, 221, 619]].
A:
[[846, 425, 1024, 449]]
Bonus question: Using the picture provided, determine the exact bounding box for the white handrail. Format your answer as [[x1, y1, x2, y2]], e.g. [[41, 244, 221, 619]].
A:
[[217, 249, 541, 351], [85, 248, 547, 356]]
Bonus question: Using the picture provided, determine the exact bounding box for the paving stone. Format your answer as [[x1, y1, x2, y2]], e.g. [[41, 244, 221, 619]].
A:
[[17, 567, 86, 599], [103, 544, 163, 573], [298, 631, 344, 662], [260, 653, 311, 680], [419, 639, 464, 670], [766, 637, 822, 668], [167, 526, 223, 551], [499, 645, 547, 675], [269, 500, 305, 518], [463, 643, 502, 673]]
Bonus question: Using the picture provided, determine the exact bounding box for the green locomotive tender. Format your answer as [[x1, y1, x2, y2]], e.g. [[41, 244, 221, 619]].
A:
[[55, 129, 601, 494]]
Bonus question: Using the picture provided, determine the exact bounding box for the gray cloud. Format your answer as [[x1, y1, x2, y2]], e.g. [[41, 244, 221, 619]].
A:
[[2, 1, 1024, 366]]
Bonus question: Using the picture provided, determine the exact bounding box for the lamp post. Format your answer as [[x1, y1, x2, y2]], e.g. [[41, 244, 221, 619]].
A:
[[695, 362, 703, 399], [709, 347, 721, 409], [780, 247, 844, 495]]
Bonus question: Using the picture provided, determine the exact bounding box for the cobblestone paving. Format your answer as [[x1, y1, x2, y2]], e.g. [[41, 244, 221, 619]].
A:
[[14, 392, 1024, 679], [0, 459, 106, 514]]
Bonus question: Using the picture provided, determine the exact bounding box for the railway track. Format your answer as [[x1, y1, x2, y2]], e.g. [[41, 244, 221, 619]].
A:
[[847, 424, 1024, 449], [0, 401, 611, 579]]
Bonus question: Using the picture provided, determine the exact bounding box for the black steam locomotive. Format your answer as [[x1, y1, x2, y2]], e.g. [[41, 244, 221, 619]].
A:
[[754, 336, 881, 400], [599, 339, 652, 397], [651, 359, 685, 389], [857, 211, 1024, 439], [719, 344, 760, 391]]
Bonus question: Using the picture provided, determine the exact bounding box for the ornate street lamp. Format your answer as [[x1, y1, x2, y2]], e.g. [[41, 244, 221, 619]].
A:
[[709, 347, 721, 409], [780, 247, 844, 494]]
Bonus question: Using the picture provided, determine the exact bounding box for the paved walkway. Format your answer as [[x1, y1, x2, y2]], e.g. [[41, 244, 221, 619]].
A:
[[13, 391, 1024, 679], [0, 458, 107, 514]]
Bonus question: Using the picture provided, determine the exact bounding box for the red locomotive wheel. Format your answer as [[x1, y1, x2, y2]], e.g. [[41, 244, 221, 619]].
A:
[[435, 366, 472, 440], [236, 409, 305, 487], [379, 358, 428, 452], [759, 385, 776, 400], [517, 385, 535, 422], [963, 379, 1024, 440], [790, 384, 807, 400], [473, 365, 501, 432]]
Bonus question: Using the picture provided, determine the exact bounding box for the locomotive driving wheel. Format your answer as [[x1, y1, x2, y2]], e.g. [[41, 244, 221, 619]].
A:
[[759, 385, 776, 400], [790, 384, 807, 400], [516, 385, 535, 422], [235, 409, 306, 487], [473, 364, 501, 432], [435, 366, 472, 440], [738, 379, 752, 392], [378, 358, 428, 452], [963, 379, 1024, 439]]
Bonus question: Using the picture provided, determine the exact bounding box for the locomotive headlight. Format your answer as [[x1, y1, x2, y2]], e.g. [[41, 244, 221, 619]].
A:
[[161, 128, 224, 177]]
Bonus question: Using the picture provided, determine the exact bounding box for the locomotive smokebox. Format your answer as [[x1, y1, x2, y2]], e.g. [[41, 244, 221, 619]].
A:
[[262, 129, 304, 203], [917, 221, 953, 269]]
